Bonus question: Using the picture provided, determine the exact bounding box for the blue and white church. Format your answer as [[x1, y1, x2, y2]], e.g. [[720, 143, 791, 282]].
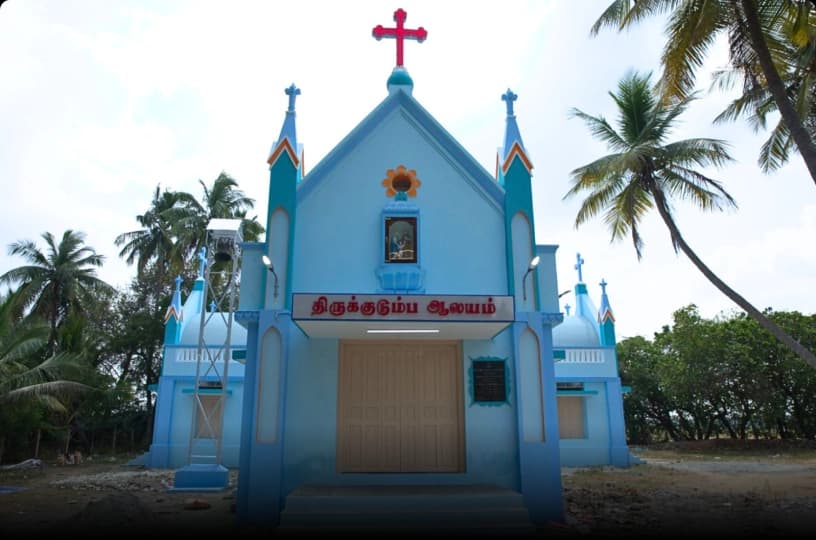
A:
[[144, 8, 635, 531]]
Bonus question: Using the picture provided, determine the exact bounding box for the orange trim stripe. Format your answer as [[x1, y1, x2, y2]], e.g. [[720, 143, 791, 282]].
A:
[[267, 137, 300, 167], [501, 141, 533, 175]]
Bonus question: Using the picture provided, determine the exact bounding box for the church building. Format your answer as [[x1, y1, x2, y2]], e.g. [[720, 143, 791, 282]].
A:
[[143, 8, 635, 531]]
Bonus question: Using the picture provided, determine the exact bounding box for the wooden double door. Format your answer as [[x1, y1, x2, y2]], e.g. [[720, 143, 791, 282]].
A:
[[337, 341, 464, 473]]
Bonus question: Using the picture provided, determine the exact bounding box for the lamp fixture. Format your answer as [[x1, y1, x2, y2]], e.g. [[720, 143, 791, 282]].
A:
[[522, 255, 540, 302], [261, 255, 280, 298]]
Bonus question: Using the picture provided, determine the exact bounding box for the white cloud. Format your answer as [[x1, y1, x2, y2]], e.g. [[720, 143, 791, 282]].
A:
[[0, 0, 813, 336]]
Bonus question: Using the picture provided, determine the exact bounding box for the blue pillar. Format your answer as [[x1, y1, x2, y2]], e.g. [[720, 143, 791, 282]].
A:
[[513, 313, 564, 525], [147, 376, 176, 468], [236, 311, 290, 526], [605, 377, 630, 466]]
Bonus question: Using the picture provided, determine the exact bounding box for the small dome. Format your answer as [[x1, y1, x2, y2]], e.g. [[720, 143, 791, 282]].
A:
[[387, 67, 414, 95], [552, 315, 600, 347], [181, 316, 247, 347]]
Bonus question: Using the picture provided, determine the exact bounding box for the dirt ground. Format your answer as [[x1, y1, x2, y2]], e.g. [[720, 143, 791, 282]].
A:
[[1, 441, 814, 538]]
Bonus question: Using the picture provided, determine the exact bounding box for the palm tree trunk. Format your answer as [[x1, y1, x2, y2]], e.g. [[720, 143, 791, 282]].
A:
[[651, 188, 816, 369], [48, 292, 59, 355], [740, 0, 816, 186], [34, 428, 41, 459]]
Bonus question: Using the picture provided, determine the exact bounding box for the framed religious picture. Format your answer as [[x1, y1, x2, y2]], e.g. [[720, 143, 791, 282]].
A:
[[384, 217, 417, 263]]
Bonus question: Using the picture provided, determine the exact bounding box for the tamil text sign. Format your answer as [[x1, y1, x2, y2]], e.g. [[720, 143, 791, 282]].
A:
[[292, 293, 514, 322]]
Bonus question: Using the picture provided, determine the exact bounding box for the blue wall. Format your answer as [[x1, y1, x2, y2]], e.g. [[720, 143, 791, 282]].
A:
[[294, 110, 507, 295], [148, 375, 244, 468]]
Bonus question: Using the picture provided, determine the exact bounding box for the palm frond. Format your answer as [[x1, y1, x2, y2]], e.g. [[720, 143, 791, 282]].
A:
[[661, 0, 728, 101], [570, 173, 628, 226], [606, 179, 654, 258], [2, 380, 90, 405], [590, 0, 676, 35], [661, 138, 735, 169], [659, 167, 738, 211], [569, 109, 630, 150], [758, 118, 794, 172]]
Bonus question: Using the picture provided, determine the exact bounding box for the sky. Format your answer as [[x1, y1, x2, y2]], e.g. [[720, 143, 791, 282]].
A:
[[0, 0, 813, 341]]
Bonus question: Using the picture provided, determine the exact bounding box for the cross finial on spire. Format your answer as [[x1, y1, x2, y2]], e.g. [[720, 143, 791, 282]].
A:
[[575, 252, 585, 282], [372, 8, 427, 67], [209, 300, 217, 313], [565, 304, 571, 316], [285, 83, 300, 113], [600, 279, 608, 295], [198, 247, 207, 277], [502, 89, 517, 116], [174, 274, 182, 292]]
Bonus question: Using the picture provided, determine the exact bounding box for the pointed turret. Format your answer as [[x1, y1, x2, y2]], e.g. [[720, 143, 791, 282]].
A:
[[500, 89, 539, 310], [267, 83, 304, 183], [597, 279, 617, 346], [572, 252, 599, 320], [163, 275, 183, 345], [501, 89, 526, 158], [276, 83, 299, 150], [263, 85, 300, 310], [181, 247, 208, 323], [192, 247, 206, 293], [551, 253, 600, 347], [497, 88, 532, 187]]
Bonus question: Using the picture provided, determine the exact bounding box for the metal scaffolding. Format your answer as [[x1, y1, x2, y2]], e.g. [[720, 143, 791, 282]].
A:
[[186, 218, 242, 466]]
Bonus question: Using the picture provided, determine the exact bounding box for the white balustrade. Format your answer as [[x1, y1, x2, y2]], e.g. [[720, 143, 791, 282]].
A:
[[559, 349, 606, 364]]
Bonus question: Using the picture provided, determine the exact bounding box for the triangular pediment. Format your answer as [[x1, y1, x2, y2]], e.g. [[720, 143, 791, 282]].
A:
[[296, 90, 505, 209]]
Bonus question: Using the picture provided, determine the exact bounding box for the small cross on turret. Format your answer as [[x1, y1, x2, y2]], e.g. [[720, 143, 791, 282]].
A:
[[502, 89, 518, 116], [285, 83, 300, 113], [575, 252, 585, 282], [600, 279, 608, 295]]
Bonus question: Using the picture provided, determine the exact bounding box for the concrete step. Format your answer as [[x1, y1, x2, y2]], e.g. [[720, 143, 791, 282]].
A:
[[277, 484, 535, 536]]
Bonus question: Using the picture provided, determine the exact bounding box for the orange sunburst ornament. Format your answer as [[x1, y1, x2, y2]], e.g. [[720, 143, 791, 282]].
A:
[[381, 165, 421, 200]]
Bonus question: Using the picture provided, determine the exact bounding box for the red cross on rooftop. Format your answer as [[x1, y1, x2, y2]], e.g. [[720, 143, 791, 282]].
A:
[[372, 8, 427, 68]]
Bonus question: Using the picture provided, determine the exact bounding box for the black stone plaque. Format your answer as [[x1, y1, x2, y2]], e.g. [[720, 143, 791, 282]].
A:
[[473, 360, 506, 402]]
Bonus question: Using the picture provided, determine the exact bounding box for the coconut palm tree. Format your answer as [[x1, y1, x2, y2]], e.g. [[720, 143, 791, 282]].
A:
[[712, 5, 816, 173], [0, 230, 113, 354], [169, 171, 264, 265], [591, 0, 816, 187], [115, 184, 185, 282], [0, 290, 91, 462], [565, 70, 816, 368]]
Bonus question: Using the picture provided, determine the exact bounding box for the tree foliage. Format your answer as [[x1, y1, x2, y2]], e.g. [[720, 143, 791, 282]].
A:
[[568, 70, 816, 368], [0, 172, 262, 462], [0, 230, 114, 354], [591, 0, 816, 186], [620, 306, 816, 443]]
